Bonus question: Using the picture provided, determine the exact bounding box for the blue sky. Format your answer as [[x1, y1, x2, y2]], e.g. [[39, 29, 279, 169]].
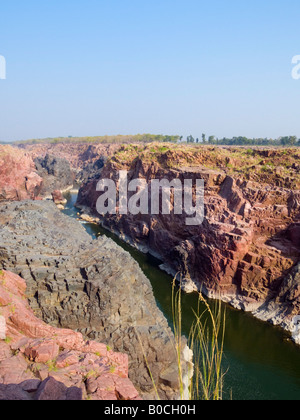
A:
[[0, 0, 300, 142]]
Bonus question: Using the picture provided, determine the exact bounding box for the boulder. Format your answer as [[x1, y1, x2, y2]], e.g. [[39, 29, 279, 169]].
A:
[[51, 190, 67, 206]]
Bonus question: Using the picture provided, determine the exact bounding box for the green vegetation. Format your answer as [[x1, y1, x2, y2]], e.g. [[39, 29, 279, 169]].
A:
[[136, 277, 226, 401], [189, 295, 225, 400], [83, 370, 99, 381], [183, 135, 300, 147], [13, 134, 181, 146], [0, 270, 5, 286], [110, 143, 300, 189], [172, 280, 226, 401], [8, 132, 300, 147], [46, 360, 58, 372]]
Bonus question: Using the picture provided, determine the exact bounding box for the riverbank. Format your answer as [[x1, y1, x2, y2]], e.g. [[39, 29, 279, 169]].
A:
[[76, 144, 300, 345], [63, 191, 300, 400]]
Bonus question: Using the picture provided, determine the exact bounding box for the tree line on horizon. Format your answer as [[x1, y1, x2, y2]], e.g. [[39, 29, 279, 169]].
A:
[[183, 134, 300, 146], [13, 134, 181, 145], [4, 133, 300, 147]]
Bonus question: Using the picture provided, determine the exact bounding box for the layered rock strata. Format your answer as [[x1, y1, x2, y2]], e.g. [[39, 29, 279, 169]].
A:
[[0, 270, 140, 400], [76, 145, 300, 343], [0, 200, 191, 399]]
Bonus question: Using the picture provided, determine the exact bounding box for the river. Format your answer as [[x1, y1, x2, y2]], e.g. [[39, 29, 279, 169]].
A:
[[63, 192, 300, 400]]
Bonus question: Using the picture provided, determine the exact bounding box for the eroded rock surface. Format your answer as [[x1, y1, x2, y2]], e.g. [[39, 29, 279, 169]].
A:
[[0, 201, 190, 399], [19, 143, 121, 170], [0, 145, 42, 201], [0, 270, 140, 400], [35, 154, 75, 197], [76, 145, 300, 342]]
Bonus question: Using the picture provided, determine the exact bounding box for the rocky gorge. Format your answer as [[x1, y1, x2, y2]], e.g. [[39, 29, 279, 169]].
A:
[[1, 140, 300, 400], [0, 199, 192, 400], [76, 144, 300, 345]]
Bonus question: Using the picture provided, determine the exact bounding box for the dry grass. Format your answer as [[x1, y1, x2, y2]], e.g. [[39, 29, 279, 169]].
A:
[[172, 279, 226, 400]]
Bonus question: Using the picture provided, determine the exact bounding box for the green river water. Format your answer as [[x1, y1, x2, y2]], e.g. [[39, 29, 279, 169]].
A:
[[63, 192, 300, 400]]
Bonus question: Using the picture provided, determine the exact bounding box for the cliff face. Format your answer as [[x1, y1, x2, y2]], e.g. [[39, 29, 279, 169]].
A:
[[0, 145, 43, 201], [35, 154, 75, 197], [18, 143, 121, 170], [77, 144, 300, 342], [0, 146, 75, 202], [0, 270, 140, 401], [17, 143, 122, 189], [0, 200, 191, 400]]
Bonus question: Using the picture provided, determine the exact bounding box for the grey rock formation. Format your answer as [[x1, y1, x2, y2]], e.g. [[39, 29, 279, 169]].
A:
[[76, 156, 107, 185], [253, 263, 300, 345], [0, 200, 190, 399], [35, 154, 74, 196]]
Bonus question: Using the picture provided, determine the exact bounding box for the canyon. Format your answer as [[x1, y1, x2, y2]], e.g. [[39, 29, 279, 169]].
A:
[[75, 144, 300, 344], [0, 141, 299, 401], [0, 197, 191, 400]]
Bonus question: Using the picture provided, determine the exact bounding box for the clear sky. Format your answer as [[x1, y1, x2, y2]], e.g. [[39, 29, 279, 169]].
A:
[[0, 0, 300, 142]]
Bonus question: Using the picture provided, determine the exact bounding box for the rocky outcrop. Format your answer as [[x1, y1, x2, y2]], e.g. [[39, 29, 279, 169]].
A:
[[18, 143, 121, 170], [76, 145, 300, 342], [0, 270, 140, 400], [35, 154, 75, 197], [0, 145, 43, 201], [0, 201, 191, 400], [51, 190, 67, 207], [253, 262, 300, 345], [17, 143, 122, 192], [76, 156, 108, 185]]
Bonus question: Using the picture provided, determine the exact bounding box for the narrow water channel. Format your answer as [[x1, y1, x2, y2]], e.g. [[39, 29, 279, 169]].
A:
[[63, 192, 300, 400]]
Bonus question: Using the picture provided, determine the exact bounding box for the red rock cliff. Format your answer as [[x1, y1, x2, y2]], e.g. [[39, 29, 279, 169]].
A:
[[0, 146, 43, 201], [0, 270, 140, 401], [77, 144, 300, 340]]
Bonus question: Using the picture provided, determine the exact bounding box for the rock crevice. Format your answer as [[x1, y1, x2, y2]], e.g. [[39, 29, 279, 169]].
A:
[[0, 200, 189, 399]]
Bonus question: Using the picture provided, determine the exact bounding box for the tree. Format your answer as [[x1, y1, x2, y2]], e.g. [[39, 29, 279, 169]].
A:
[[202, 134, 206, 144], [280, 136, 297, 146], [187, 135, 195, 143]]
